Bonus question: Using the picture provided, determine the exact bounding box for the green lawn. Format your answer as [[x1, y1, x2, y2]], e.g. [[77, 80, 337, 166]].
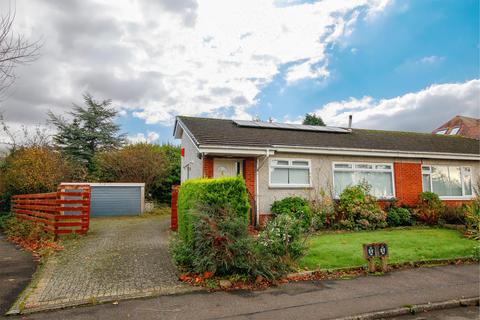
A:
[[300, 228, 478, 270]]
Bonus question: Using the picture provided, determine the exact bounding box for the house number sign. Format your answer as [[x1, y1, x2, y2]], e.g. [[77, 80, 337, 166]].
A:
[[363, 242, 389, 273]]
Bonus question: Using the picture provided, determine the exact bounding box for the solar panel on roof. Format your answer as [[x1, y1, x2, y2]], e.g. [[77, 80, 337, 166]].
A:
[[233, 120, 350, 133]]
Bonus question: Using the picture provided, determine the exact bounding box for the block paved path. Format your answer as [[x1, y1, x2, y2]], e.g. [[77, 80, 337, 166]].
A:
[[13, 264, 480, 320], [15, 215, 195, 313]]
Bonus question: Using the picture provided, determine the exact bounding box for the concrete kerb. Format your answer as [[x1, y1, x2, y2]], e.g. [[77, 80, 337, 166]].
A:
[[333, 297, 479, 320], [7, 285, 202, 315]]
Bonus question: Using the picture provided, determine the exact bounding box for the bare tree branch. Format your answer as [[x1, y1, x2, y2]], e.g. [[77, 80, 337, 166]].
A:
[[0, 4, 42, 98], [0, 111, 51, 151]]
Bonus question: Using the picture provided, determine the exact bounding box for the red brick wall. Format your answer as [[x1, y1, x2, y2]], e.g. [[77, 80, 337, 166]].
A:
[[393, 162, 423, 206], [244, 158, 256, 197], [258, 213, 272, 226], [392, 162, 472, 208], [203, 156, 214, 178], [443, 200, 473, 207]]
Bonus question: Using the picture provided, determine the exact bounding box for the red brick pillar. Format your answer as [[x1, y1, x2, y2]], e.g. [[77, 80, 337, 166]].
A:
[[171, 185, 179, 231], [243, 158, 256, 197], [394, 162, 422, 206], [203, 156, 214, 178]]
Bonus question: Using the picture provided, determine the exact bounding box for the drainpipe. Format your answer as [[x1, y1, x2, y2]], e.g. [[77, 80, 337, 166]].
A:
[[255, 148, 271, 226]]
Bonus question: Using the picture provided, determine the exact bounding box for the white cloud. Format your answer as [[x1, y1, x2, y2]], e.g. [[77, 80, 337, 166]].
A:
[[311, 79, 480, 131], [395, 55, 445, 74], [127, 131, 160, 144], [0, 0, 393, 127], [420, 55, 444, 64]]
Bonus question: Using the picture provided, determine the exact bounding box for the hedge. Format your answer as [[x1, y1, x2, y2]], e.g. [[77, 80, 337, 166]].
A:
[[177, 176, 250, 243]]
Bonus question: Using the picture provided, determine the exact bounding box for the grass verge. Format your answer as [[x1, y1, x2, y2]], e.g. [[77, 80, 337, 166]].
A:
[[300, 227, 478, 270]]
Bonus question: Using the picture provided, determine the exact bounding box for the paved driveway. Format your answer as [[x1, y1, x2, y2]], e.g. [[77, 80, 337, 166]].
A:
[[13, 215, 195, 314]]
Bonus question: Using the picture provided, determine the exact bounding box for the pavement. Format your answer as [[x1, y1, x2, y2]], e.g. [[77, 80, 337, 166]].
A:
[[0, 233, 36, 315], [11, 215, 195, 314], [10, 264, 479, 320]]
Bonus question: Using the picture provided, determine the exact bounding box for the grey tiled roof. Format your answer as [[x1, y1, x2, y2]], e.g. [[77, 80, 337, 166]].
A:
[[177, 116, 480, 155]]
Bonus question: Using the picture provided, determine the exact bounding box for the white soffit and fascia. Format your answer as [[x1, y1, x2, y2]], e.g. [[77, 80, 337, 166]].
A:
[[197, 144, 480, 160]]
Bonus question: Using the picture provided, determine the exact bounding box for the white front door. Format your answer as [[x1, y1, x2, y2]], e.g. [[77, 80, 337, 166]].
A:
[[214, 159, 243, 178]]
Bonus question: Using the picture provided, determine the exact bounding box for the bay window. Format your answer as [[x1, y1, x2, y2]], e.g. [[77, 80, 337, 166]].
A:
[[270, 159, 310, 187], [333, 162, 394, 198], [422, 165, 473, 198]]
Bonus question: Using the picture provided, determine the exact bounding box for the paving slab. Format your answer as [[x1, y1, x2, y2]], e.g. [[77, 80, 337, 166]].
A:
[[12, 215, 196, 314]]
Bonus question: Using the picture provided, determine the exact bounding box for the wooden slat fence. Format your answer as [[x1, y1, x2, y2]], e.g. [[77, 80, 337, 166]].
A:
[[12, 184, 91, 236]]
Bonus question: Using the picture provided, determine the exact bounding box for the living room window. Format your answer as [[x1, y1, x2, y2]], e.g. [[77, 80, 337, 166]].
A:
[[422, 165, 473, 198], [333, 162, 394, 199], [269, 159, 311, 187]]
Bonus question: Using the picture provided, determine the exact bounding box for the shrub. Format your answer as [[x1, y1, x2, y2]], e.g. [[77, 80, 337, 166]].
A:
[[307, 188, 335, 230], [271, 196, 312, 229], [177, 177, 250, 244], [464, 200, 480, 240], [439, 206, 466, 225], [414, 192, 444, 225], [170, 234, 195, 269], [257, 212, 305, 261], [150, 144, 180, 204], [93, 143, 168, 199], [335, 184, 387, 230], [1, 146, 84, 207], [3, 216, 54, 243], [0, 212, 13, 229], [387, 207, 413, 227], [172, 205, 277, 279]]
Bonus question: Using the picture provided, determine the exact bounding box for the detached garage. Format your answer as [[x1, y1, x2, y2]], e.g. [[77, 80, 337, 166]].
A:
[[62, 183, 145, 217]]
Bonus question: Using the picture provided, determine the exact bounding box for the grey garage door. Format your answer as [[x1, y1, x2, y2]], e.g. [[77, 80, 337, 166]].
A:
[[90, 186, 142, 216]]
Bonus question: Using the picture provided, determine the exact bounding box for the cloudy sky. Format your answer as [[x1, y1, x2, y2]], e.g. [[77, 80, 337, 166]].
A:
[[0, 0, 478, 144]]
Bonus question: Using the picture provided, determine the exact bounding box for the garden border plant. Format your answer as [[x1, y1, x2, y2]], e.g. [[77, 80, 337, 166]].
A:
[[333, 183, 387, 230], [1, 215, 63, 259], [172, 176, 309, 287]]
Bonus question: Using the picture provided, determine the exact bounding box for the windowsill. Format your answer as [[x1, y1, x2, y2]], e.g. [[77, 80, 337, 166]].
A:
[[332, 197, 395, 201], [439, 196, 474, 201], [268, 185, 312, 189]]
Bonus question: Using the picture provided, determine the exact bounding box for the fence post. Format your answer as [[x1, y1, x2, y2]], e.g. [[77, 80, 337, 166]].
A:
[[83, 185, 91, 234], [54, 190, 60, 240]]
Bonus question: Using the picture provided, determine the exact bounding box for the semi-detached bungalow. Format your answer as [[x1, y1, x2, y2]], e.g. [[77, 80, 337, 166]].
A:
[[174, 116, 480, 225]]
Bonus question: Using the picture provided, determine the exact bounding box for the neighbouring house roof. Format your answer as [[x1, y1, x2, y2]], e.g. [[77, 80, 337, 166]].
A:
[[175, 116, 480, 159], [432, 115, 480, 140]]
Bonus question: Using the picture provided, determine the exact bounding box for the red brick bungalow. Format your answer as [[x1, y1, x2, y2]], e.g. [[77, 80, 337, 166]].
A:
[[174, 116, 479, 225]]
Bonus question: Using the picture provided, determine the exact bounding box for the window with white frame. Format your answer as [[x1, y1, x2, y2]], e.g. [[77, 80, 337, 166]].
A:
[[333, 162, 394, 198], [449, 127, 460, 135], [422, 165, 473, 198], [270, 159, 310, 187]]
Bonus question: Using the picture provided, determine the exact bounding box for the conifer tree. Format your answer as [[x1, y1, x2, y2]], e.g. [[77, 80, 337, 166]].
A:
[[49, 93, 125, 170]]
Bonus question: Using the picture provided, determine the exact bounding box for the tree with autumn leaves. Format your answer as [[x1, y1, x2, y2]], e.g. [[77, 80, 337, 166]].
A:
[[0, 94, 180, 207], [93, 143, 180, 200], [1, 146, 85, 202]]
